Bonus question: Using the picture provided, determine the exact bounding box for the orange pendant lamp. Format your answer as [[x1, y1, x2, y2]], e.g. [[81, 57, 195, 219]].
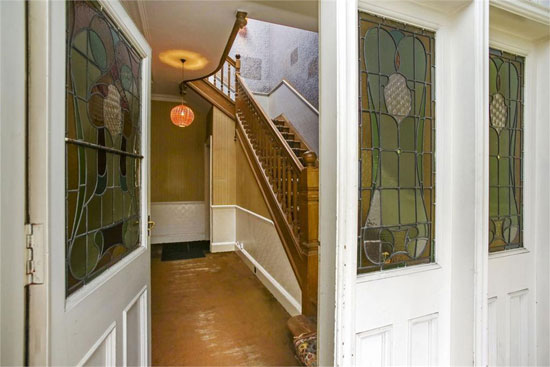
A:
[[171, 59, 195, 127]]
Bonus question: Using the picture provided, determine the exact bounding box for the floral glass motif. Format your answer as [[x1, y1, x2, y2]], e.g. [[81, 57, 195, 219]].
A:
[[66, 0, 143, 295], [489, 49, 524, 252], [358, 12, 435, 273]]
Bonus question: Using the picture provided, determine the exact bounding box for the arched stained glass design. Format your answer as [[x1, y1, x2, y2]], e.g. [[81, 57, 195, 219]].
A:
[[358, 12, 435, 273], [489, 49, 524, 252], [65, 0, 143, 295]]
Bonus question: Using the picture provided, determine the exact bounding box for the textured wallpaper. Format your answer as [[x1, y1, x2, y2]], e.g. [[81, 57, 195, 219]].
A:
[[230, 19, 319, 108]]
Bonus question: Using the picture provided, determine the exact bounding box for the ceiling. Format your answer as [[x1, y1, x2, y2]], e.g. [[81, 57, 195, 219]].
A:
[[121, 0, 318, 96]]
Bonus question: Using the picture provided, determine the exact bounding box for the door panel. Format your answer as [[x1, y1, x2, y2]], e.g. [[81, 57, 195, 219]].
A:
[[27, 0, 151, 365], [488, 251, 534, 366]]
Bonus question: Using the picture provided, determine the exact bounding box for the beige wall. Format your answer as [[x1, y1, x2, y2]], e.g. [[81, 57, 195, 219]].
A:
[[151, 100, 208, 202]]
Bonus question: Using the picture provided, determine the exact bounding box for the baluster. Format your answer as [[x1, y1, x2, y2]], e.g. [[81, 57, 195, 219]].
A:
[[281, 158, 287, 212], [276, 153, 282, 200], [293, 171, 299, 234], [227, 63, 232, 99], [221, 63, 225, 94], [286, 165, 292, 223], [269, 139, 274, 185]]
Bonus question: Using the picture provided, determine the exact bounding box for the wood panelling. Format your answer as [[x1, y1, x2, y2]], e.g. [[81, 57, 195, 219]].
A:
[[151, 100, 208, 202], [236, 142, 271, 219], [212, 107, 236, 205]]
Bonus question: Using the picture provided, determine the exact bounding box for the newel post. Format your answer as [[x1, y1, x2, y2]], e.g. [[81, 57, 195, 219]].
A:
[[299, 151, 319, 317], [235, 54, 241, 99]]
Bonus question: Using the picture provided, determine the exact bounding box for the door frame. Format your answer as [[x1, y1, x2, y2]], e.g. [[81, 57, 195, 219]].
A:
[[0, 0, 26, 364]]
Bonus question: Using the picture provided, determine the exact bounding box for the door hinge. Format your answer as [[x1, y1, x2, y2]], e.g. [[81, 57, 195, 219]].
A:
[[25, 223, 44, 285]]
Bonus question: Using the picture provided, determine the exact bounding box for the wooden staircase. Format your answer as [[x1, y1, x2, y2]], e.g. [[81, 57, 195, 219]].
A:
[[190, 57, 319, 317]]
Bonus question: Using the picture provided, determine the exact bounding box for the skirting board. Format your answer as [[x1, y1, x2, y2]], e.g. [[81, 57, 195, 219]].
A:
[[211, 241, 236, 253], [235, 244, 301, 316]]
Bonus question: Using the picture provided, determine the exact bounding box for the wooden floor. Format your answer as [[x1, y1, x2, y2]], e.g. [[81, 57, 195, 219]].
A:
[[152, 248, 299, 366]]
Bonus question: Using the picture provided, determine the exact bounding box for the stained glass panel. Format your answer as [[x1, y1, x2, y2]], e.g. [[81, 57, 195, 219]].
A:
[[358, 12, 435, 273], [66, 0, 143, 295], [488, 49, 524, 252]]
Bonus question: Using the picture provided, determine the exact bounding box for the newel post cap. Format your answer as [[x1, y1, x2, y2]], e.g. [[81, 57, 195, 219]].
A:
[[302, 151, 317, 167]]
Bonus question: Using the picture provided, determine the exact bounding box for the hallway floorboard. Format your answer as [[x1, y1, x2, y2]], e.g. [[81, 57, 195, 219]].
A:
[[152, 249, 299, 366]]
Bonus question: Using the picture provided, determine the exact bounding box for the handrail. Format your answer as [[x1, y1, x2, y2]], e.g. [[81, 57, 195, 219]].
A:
[[273, 114, 316, 158], [187, 12, 247, 82], [256, 79, 319, 116], [237, 74, 304, 172]]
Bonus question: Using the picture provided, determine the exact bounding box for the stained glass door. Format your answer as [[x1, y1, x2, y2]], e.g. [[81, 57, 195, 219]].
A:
[[354, 12, 448, 367], [27, 0, 152, 365]]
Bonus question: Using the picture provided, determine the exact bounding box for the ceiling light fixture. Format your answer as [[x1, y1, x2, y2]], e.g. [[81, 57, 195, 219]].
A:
[[170, 59, 195, 128]]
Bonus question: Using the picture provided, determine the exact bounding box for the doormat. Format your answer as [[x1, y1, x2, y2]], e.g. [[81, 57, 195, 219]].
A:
[[161, 241, 210, 262]]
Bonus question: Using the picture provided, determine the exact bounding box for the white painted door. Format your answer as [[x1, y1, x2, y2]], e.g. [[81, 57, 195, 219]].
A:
[[488, 7, 550, 365], [27, 0, 152, 365], [318, 1, 490, 366]]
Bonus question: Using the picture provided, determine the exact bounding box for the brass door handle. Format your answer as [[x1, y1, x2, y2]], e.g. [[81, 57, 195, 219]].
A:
[[147, 220, 156, 236]]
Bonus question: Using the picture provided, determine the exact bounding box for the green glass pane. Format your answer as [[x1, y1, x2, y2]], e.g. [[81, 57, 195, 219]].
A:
[[71, 49, 88, 98], [380, 115, 398, 149], [380, 151, 398, 188], [400, 119, 415, 151], [85, 148, 98, 203], [489, 129, 499, 156], [69, 235, 87, 279], [102, 188, 113, 225], [489, 187, 499, 217], [400, 189, 416, 224], [77, 98, 97, 144], [86, 232, 100, 274], [73, 31, 87, 54], [399, 153, 416, 187], [381, 190, 399, 224], [113, 189, 123, 221], [88, 195, 102, 231], [89, 30, 107, 70]]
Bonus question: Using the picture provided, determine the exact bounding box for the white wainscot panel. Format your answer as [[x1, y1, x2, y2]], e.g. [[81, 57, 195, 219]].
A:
[[151, 201, 207, 244], [211, 205, 236, 252], [509, 289, 528, 366], [123, 287, 148, 367], [488, 297, 498, 366], [355, 326, 392, 367], [235, 207, 301, 316], [80, 323, 116, 367], [408, 313, 438, 366]]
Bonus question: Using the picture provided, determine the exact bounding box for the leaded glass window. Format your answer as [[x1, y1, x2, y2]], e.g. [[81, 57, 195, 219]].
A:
[[489, 49, 524, 252], [66, 0, 143, 295], [358, 12, 435, 273]]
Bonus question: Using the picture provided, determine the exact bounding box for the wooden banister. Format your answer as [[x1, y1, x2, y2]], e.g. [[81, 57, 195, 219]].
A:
[[235, 73, 319, 317], [187, 12, 246, 82], [236, 75, 304, 171], [194, 55, 319, 316]]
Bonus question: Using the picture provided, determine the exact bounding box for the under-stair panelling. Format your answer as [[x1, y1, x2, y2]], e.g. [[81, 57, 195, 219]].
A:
[[212, 107, 236, 205]]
